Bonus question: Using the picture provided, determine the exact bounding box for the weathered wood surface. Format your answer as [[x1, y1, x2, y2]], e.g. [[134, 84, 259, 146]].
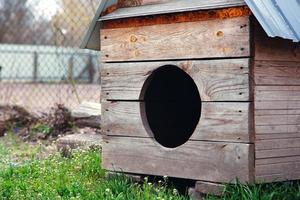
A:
[[102, 136, 254, 183], [101, 17, 250, 62], [71, 101, 101, 118], [254, 61, 300, 85], [254, 21, 300, 182], [71, 101, 101, 128], [254, 21, 300, 62], [195, 181, 225, 196], [256, 124, 300, 135], [102, 101, 252, 142], [255, 86, 300, 109], [102, 6, 251, 29], [256, 156, 300, 165], [256, 148, 300, 159], [256, 138, 300, 150], [102, 59, 250, 101], [256, 162, 300, 182], [256, 86, 300, 101]]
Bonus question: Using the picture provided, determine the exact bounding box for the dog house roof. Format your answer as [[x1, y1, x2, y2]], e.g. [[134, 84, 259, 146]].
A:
[[81, 0, 300, 50]]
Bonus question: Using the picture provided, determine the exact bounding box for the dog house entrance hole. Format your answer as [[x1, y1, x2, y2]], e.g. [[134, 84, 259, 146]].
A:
[[141, 65, 201, 148]]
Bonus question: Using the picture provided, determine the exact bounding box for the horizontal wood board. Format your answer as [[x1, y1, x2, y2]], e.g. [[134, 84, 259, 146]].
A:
[[254, 61, 300, 85], [254, 21, 300, 182], [102, 101, 252, 143], [101, 59, 250, 101], [102, 136, 254, 183], [101, 17, 250, 62], [254, 21, 300, 62]]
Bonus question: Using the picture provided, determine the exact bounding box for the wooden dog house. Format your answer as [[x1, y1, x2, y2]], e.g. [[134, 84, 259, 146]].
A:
[[82, 0, 300, 184]]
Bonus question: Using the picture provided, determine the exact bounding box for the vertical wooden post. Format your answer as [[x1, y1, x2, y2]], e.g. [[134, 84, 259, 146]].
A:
[[87, 55, 95, 83], [68, 55, 74, 81], [33, 52, 38, 82]]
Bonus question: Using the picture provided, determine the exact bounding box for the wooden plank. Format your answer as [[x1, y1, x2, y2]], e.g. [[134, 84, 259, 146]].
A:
[[101, 59, 250, 101], [255, 100, 300, 110], [254, 61, 300, 85], [256, 173, 300, 183], [101, 17, 250, 62], [256, 156, 300, 165], [255, 114, 300, 126], [102, 101, 252, 142], [256, 162, 300, 182], [256, 133, 300, 140], [256, 86, 300, 101], [254, 21, 300, 62], [256, 148, 300, 159], [102, 136, 254, 183], [256, 124, 300, 134], [102, 7, 252, 29], [255, 86, 300, 109], [256, 109, 300, 115], [255, 109, 300, 126], [256, 138, 300, 150], [195, 181, 225, 196]]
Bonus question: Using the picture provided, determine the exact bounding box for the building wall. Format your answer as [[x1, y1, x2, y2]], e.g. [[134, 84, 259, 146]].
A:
[[254, 21, 300, 182], [100, 12, 254, 183]]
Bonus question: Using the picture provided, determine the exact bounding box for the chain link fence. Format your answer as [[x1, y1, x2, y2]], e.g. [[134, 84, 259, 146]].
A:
[[0, 0, 101, 114]]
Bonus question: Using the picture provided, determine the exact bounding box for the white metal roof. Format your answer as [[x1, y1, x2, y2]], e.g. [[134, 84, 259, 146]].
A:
[[245, 0, 300, 42]]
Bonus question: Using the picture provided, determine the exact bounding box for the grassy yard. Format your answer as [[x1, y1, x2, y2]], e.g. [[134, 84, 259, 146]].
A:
[[0, 135, 300, 200]]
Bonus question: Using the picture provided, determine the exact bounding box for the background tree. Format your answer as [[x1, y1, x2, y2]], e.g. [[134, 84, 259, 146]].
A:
[[52, 0, 100, 47], [0, 0, 53, 45]]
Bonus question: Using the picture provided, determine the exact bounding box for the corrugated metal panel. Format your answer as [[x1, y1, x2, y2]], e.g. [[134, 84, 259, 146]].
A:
[[99, 0, 246, 21], [245, 0, 300, 42]]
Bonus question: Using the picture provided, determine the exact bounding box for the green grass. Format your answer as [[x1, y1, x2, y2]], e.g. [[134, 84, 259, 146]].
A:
[[0, 149, 187, 200], [0, 136, 300, 200]]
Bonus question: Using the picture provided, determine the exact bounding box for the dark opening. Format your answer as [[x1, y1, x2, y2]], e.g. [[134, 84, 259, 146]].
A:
[[141, 65, 201, 148]]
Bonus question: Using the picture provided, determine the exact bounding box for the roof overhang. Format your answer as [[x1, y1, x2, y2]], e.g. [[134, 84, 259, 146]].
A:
[[80, 0, 246, 51], [80, 0, 117, 50], [81, 0, 300, 51]]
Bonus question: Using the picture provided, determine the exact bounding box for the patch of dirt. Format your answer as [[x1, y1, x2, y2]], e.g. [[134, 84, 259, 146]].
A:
[[1, 104, 75, 142]]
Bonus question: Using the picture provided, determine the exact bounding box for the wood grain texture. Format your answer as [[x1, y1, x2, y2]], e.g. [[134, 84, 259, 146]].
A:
[[256, 124, 300, 135], [102, 136, 254, 183], [101, 59, 250, 101], [254, 21, 300, 62], [101, 17, 250, 62], [102, 6, 251, 29], [256, 138, 300, 150], [195, 181, 225, 196], [253, 49, 300, 182], [256, 156, 300, 165], [102, 101, 252, 143], [256, 148, 300, 159], [254, 61, 300, 85], [256, 155, 300, 182], [256, 162, 300, 182], [255, 86, 300, 110]]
